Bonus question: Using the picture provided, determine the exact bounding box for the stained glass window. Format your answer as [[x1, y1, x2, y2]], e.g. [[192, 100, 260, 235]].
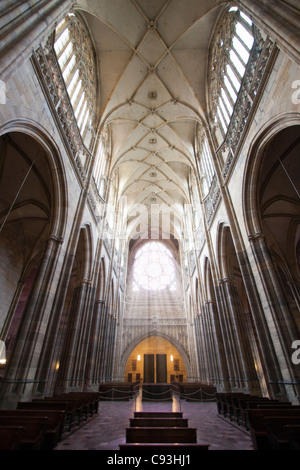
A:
[[133, 242, 176, 291]]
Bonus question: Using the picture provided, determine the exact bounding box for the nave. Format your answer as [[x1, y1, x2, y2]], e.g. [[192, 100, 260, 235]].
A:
[[54, 390, 253, 451]]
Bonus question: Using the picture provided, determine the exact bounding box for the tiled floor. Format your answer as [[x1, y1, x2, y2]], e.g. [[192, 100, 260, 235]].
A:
[[55, 389, 254, 451]]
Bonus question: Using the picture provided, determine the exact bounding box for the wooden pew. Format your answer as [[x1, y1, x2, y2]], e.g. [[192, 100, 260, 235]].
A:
[[247, 408, 300, 450], [0, 414, 48, 450], [126, 426, 198, 443], [284, 424, 300, 450], [65, 392, 101, 419], [0, 409, 65, 449], [226, 394, 256, 423], [264, 416, 300, 450], [51, 395, 86, 423], [0, 425, 25, 450], [18, 400, 70, 439], [216, 392, 273, 426], [216, 392, 229, 416], [33, 398, 79, 431], [130, 418, 188, 428], [237, 397, 279, 428], [216, 392, 249, 419]]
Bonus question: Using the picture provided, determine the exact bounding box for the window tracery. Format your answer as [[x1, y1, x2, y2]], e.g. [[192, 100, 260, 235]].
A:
[[54, 13, 97, 141], [209, 7, 255, 136], [132, 242, 176, 291], [196, 126, 215, 198]]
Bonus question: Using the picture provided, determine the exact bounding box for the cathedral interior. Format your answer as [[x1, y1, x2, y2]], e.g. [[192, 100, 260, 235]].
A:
[[0, 0, 300, 452]]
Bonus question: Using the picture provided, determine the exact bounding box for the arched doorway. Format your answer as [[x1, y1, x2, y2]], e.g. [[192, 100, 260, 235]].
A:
[[124, 336, 187, 384]]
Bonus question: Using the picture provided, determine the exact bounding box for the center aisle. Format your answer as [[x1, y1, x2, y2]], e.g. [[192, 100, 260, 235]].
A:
[[55, 388, 253, 451]]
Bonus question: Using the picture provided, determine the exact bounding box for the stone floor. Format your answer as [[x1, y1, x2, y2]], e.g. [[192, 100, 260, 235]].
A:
[[55, 389, 254, 451]]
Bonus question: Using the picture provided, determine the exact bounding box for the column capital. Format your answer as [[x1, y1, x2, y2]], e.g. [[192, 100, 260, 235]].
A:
[[49, 234, 64, 244], [248, 232, 265, 243], [219, 277, 231, 285]]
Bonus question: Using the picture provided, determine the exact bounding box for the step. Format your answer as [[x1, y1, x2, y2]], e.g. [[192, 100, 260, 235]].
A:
[[120, 443, 209, 450], [133, 412, 183, 418], [130, 418, 188, 427], [126, 427, 197, 443]]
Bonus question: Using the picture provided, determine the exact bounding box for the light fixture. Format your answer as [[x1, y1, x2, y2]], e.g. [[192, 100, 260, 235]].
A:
[[137, 354, 141, 361], [170, 355, 173, 362], [0, 340, 6, 365]]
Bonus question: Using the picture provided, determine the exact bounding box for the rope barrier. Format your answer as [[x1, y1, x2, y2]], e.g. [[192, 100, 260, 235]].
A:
[[142, 389, 172, 396], [98, 385, 217, 402], [172, 387, 216, 402], [99, 387, 136, 393], [98, 385, 139, 400], [140, 397, 173, 402], [98, 395, 135, 400]]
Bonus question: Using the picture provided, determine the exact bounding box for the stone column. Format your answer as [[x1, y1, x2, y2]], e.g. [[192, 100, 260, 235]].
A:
[[70, 280, 94, 390], [206, 300, 230, 391], [99, 307, 110, 381], [240, 0, 300, 64], [201, 304, 215, 383], [84, 299, 105, 389], [56, 279, 93, 391], [194, 314, 206, 382], [215, 279, 241, 390], [249, 232, 300, 403], [103, 314, 116, 381], [106, 316, 117, 380], [1, 0, 72, 81]]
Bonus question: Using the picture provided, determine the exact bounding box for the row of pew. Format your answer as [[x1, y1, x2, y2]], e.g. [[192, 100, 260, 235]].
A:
[[172, 382, 217, 401], [119, 411, 210, 451], [216, 392, 300, 450], [98, 381, 139, 400], [0, 391, 101, 450]]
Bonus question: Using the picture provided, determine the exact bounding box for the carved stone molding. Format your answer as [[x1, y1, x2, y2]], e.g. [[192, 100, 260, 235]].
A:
[[203, 174, 221, 226], [221, 36, 276, 181], [32, 41, 90, 184], [123, 317, 187, 326]]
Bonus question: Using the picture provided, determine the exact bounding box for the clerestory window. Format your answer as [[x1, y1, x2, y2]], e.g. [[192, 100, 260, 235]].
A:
[[54, 13, 97, 141], [199, 134, 214, 197], [209, 7, 255, 136]]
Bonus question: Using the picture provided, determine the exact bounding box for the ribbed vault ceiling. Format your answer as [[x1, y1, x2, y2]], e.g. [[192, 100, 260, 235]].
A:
[[76, 0, 224, 239]]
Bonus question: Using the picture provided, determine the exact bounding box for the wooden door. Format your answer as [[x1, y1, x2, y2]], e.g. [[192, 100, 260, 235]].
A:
[[156, 354, 167, 383], [144, 354, 154, 383]]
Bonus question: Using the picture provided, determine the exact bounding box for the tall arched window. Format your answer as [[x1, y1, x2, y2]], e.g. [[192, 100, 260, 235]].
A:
[[196, 125, 215, 198], [54, 13, 97, 141], [200, 135, 214, 197], [209, 7, 255, 136], [92, 125, 110, 198]]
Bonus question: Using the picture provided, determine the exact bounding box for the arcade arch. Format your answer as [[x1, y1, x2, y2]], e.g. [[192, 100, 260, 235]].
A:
[[124, 336, 187, 384]]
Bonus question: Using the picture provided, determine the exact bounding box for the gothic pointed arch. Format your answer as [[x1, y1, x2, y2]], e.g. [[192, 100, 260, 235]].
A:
[[120, 330, 191, 379], [0, 122, 67, 403], [243, 115, 300, 402]]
